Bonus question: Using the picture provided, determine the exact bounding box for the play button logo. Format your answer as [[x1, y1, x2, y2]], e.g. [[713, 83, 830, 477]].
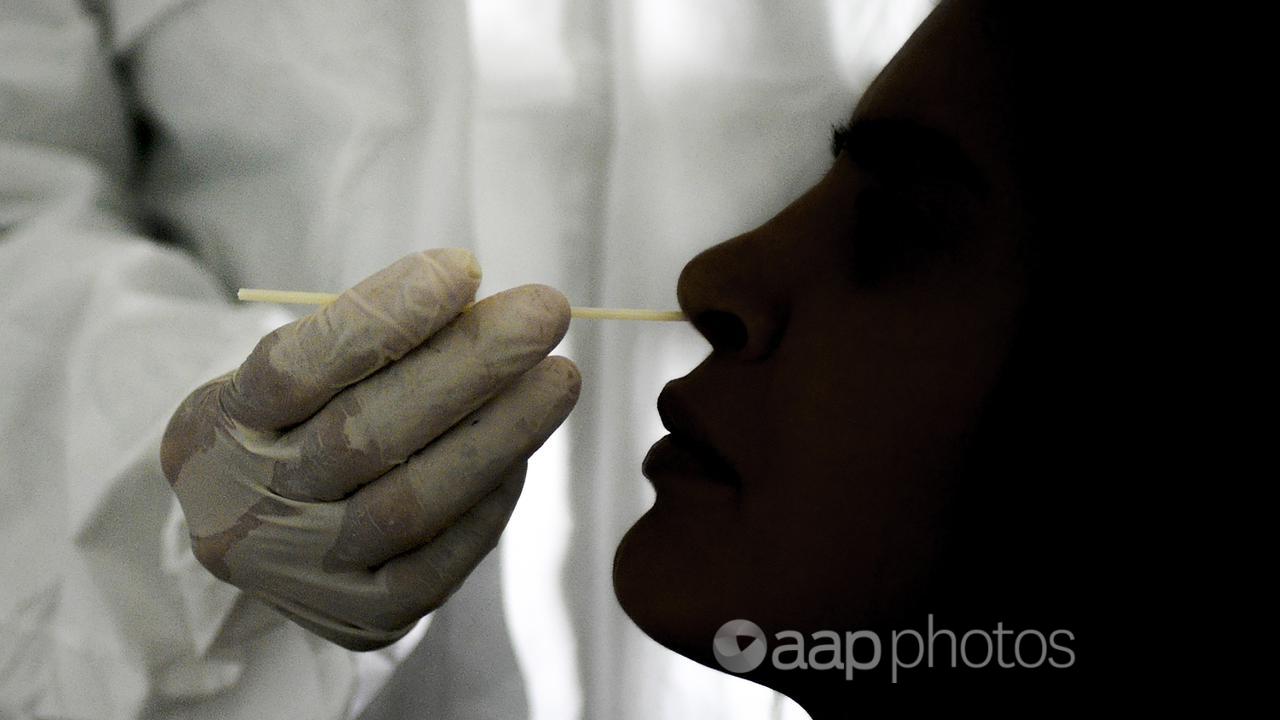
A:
[[713, 619, 767, 673]]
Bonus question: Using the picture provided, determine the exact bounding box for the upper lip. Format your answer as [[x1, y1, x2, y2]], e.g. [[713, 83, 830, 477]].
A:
[[651, 383, 740, 483]]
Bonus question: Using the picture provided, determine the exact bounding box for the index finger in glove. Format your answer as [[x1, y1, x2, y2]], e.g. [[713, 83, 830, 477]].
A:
[[266, 284, 572, 501], [221, 249, 482, 431]]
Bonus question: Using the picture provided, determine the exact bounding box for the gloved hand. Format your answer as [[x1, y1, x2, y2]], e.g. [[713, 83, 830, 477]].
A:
[[160, 249, 580, 651]]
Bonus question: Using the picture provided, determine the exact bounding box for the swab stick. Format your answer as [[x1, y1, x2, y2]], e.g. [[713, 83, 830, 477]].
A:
[[237, 288, 686, 322], [236, 289, 342, 306]]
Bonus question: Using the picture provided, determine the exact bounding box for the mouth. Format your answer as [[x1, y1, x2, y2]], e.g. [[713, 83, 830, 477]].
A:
[[642, 386, 740, 489], [642, 434, 740, 488]]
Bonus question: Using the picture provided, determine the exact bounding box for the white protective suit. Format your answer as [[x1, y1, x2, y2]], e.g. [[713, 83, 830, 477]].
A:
[[0, 1, 932, 718], [0, 1, 521, 718]]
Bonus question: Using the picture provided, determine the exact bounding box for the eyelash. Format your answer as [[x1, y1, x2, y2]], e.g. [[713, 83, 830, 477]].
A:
[[830, 122, 853, 159]]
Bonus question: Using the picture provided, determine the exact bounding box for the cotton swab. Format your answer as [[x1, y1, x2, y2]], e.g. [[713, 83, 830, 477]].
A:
[[237, 288, 686, 322]]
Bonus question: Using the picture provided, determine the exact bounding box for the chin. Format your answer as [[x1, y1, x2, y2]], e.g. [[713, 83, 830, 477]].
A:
[[612, 506, 740, 667], [614, 513, 850, 709], [613, 510, 704, 653]]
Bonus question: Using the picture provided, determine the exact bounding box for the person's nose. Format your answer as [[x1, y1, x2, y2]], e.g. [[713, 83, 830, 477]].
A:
[[675, 232, 795, 361]]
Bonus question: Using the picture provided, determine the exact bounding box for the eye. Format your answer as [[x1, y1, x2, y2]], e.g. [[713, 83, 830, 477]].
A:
[[848, 186, 956, 287]]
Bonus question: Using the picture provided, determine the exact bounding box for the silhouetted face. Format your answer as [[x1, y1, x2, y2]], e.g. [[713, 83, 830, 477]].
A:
[[614, 0, 1032, 691]]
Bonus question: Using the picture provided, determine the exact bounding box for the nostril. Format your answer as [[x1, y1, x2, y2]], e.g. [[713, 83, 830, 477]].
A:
[[692, 310, 747, 354]]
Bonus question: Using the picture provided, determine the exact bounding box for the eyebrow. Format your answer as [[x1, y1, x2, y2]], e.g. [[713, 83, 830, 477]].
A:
[[830, 118, 989, 198]]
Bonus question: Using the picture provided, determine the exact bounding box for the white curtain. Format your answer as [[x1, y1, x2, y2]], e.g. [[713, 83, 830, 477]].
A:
[[472, 2, 934, 718]]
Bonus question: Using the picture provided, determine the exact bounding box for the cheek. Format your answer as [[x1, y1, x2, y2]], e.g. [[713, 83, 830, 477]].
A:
[[734, 307, 998, 623], [762, 276, 1013, 483]]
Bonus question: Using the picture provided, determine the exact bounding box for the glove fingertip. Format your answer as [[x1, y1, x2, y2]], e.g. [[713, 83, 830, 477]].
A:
[[421, 247, 483, 286], [519, 284, 572, 345], [542, 355, 582, 405]]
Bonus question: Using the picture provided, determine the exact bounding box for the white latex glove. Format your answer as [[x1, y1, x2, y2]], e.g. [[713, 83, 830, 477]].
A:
[[160, 249, 580, 651]]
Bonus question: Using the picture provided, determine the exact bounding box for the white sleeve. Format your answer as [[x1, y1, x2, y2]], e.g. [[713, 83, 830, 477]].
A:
[[0, 2, 360, 718]]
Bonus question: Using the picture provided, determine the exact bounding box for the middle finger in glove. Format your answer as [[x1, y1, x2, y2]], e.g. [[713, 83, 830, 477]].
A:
[[266, 284, 571, 501]]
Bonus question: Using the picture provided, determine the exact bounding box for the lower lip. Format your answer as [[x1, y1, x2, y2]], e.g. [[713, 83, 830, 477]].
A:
[[642, 435, 739, 500]]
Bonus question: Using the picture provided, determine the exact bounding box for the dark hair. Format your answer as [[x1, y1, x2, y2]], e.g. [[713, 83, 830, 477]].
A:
[[920, 2, 1132, 686]]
